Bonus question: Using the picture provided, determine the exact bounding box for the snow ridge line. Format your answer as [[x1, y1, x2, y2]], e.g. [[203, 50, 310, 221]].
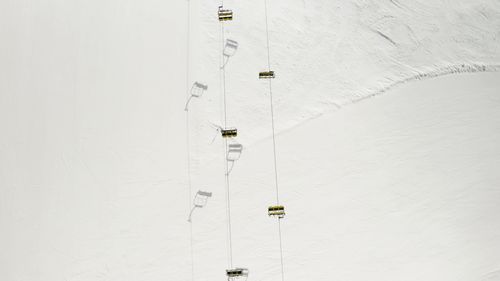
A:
[[351, 63, 500, 106], [247, 63, 500, 148]]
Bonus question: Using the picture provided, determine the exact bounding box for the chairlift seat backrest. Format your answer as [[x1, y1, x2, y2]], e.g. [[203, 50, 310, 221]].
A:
[[268, 205, 285, 212], [228, 143, 243, 151], [193, 82, 208, 91], [197, 191, 212, 197], [259, 71, 275, 79]]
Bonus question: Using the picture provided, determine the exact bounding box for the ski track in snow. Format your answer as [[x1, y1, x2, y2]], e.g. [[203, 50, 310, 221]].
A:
[[345, 63, 500, 107]]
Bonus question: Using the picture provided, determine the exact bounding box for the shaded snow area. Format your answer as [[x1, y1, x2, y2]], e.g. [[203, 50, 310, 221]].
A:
[[0, 0, 499, 281]]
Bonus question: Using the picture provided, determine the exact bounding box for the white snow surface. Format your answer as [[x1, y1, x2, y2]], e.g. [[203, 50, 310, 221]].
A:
[[1, 0, 500, 280]]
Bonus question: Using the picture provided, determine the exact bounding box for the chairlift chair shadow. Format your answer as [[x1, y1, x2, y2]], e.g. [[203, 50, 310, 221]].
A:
[[184, 82, 208, 111], [226, 143, 243, 175], [187, 190, 213, 222], [221, 39, 239, 68]]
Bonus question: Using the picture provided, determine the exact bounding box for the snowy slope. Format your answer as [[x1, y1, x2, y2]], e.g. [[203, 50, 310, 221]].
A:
[[0, 0, 500, 280], [189, 0, 500, 150], [189, 72, 500, 281]]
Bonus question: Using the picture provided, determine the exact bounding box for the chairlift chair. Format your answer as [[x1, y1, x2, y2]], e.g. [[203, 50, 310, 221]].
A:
[[268, 205, 285, 218], [221, 128, 237, 138], [218, 6, 233, 21], [259, 71, 275, 79]]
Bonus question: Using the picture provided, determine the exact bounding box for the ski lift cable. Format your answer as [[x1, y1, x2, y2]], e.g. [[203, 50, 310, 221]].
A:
[[277, 219, 285, 281], [264, 1, 286, 281], [220, 14, 234, 269], [224, 138, 234, 269], [264, 0, 280, 205], [263, 0, 272, 73]]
